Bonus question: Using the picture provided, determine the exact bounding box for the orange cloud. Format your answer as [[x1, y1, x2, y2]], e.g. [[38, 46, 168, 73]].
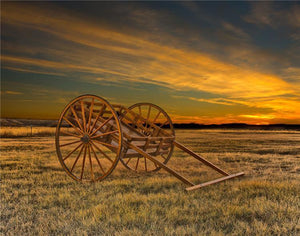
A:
[[2, 91, 23, 95], [183, 96, 300, 123], [2, 3, 299, 123], [239, 114, 276, 119], [2, 4, 294, 96]]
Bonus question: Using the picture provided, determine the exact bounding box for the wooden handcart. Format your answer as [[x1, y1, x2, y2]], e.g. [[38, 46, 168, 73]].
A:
[[55, 95, 244, 191]]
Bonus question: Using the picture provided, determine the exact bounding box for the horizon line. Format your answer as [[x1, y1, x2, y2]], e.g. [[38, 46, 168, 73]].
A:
[[1, 117, 299, 126]]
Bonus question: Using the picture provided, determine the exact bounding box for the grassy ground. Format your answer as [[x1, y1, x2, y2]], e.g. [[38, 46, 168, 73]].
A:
[[1, 129, 299, 235], [0, 127, 55, 138]]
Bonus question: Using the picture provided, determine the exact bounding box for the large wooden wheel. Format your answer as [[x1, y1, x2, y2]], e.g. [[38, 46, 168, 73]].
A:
[[55, 94, 122, 182], [120, 103, 175, 172]]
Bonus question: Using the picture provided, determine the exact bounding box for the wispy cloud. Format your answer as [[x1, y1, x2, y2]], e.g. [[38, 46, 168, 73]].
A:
[[2, 90, 23, 95], [3, 66, 65, 76], [1, 2, 299, 123], [186, 97, 236, 106], [244, 2, 300, 28], [2, 5, 293, 97], [239, 114, 275, 120], [184, 96, 300, 123], [221, 21, 250, 41]]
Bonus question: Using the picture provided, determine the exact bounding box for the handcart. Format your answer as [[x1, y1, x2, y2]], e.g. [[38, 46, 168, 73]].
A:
[[55, 95, 244, 191]]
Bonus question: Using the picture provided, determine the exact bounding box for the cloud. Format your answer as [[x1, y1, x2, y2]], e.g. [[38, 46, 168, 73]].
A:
[[3, 66, 65, 76], [3, 55, 131, 78], [184, 95, 300, 123], [186, 97, 236, 106], [239, 114, 275, 120], [170, 113, 249, 125], [2, 3, 293, 98], [221, 21, 250, 41], [244, 2, 274, 27], [1, 3, 299, 123], [281, 67, 300, 84], [244, 2, 300, 28], [2, 90, 23, 95]]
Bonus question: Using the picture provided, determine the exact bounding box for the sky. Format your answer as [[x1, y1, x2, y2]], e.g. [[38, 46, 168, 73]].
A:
[[1, 1, 300, 124]]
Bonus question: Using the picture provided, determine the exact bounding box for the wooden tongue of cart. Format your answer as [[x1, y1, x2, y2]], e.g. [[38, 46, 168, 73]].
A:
[[55, 95, 244, 191]]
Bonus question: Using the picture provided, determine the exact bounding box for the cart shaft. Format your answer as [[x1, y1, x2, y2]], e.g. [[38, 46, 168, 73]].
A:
[[174, 141, 229, 176]]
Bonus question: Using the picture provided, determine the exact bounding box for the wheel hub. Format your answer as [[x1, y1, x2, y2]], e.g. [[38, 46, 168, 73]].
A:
[[81, 134, 90, 143]]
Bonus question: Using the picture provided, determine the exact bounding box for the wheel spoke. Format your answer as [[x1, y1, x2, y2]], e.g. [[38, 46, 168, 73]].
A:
[[144, 107, 152, 134], [81, 101, 87, 132], [144, 157, 147, 171], [63, 117, 84, 135], [90, 130, 118, 139], [60, 140, 81, 147], [70, 105, 84, 131], [90, 115, 114, 136], [160, 120, 168, 128], [90, 141, 114, 163], [60, 130, 82, 138], [135, 157, 140, 171], [147, 105, 151, 120], [125, 157, 132, 165], [138, 105, 142, 116], [80, 145, 87, 180], [90, 143, 105, 174], [87, 145, 94, 181], [87, 98, 94, 133], [71, 144, 85, 172], [152, 111, 161, 124], [63, 142, 83, 161], [143, 121, 148, 132], [89, 104, 106, 134]]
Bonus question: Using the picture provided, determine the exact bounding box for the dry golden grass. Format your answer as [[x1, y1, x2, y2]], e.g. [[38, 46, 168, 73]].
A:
[[1, 129, 299, 235], [0, 127, 56, 138]]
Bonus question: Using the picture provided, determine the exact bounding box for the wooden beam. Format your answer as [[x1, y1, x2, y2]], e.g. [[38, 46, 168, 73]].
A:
[[174, 141, 230, 176], [185, 172, 245, 191]]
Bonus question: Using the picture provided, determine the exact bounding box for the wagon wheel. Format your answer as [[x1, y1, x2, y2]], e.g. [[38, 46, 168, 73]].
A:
[[120, 103, 175, 172], [55, 94, 122, 182]]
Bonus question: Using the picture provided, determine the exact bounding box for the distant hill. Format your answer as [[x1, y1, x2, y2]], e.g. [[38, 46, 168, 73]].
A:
[[1, 118, 299, 130]]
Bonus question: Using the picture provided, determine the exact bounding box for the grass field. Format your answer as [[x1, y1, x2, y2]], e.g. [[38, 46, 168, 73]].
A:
[[1, 129, 300, 235], [0, 126, 55, 138]]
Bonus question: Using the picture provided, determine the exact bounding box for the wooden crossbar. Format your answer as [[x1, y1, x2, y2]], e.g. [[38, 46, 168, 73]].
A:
[[185, 172, 245, 191]]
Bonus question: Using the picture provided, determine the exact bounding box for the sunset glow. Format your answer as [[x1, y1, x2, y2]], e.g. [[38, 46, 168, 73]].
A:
[[1, 2, 299, 124]]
